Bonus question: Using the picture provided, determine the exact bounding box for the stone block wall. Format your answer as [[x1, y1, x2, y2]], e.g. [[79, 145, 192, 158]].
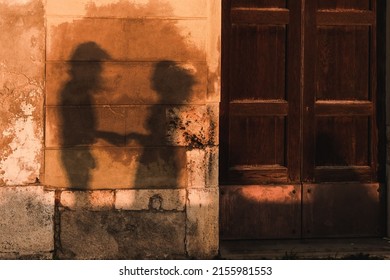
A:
[[0, 0, 220, 259]]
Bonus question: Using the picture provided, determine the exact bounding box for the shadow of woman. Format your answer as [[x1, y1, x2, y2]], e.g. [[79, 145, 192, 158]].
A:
[[60, 41, 126, 189], [127, 61, 196, 192]]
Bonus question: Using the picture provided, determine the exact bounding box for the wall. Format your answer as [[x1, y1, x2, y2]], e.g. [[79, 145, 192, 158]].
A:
[[0, 0, 54, 259], [0, 0, 220, 259]]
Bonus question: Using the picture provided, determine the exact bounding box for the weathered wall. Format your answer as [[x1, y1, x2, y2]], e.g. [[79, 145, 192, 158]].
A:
[[0, 0, 220, 259], [43, 0, 220, 259], [0, 0, 44, 185], [0, 0, 55, 259]]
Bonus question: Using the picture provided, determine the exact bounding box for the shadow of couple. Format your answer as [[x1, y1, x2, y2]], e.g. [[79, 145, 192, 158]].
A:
[[60, 41, 196, 189]]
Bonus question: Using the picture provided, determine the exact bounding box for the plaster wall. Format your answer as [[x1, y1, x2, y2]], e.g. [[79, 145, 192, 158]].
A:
[[0, 0, 44, 186], [0, 0, 220, 259]]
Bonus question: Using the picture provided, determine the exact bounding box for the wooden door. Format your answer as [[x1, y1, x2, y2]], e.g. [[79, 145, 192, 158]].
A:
[[220, 0, 385, 239]]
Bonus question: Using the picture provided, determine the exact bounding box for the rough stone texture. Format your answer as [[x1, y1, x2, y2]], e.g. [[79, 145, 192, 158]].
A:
[[166, 106, 213, 147], [187, 147, 219, 189], [61, 190, 114, 210], [0, 0, 45, 186], [0, 252, 53, 260], [0, 186, 55, 254], [186, 188, 219, 259], [186, 149, 207, 189], [59, 210, 186, 259], [206, 146, 219, 188], [115, 189, 186, 211]]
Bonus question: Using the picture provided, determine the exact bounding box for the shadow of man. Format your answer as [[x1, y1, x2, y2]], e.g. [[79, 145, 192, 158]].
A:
[[60, 41, 125, 189]]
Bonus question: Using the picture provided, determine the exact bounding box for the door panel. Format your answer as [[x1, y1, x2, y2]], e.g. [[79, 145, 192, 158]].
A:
[[229, 116, 285, 166], [230, 25, 286, 101], [304, 1, 377, 184], [220, 185, 301, 239], [316, 27, 370, 101], [220, 0, 301, 187], [302, 183, 382, 238], [315, 117, 370, 166]]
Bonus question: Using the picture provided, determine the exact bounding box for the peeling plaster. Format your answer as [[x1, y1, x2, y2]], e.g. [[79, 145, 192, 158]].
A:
[[0, 108, 42, 185], [0, 0, 45, 186]]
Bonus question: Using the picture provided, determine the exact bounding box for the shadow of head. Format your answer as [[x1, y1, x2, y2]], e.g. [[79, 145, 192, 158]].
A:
[[151, 60, 196, 102], [68, 41, 111, 84]]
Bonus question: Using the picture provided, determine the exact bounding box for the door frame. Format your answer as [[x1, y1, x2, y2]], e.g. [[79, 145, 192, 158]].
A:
[[219, 0, 389, 239]]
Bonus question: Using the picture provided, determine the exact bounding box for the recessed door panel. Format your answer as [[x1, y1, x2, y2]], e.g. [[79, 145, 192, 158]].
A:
[[315, 117, 370, 166], [230, 25, 286, 101], [316, 26, 370, 101], [229, 116, 285, 166]]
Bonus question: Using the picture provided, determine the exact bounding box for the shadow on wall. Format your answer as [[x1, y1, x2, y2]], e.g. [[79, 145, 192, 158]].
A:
[[129, 60, 196, 189], [49, 0, 206, 190], [59, 43, 197, 189], [47, 1, 208, 259], [60, 42, 126, 188]]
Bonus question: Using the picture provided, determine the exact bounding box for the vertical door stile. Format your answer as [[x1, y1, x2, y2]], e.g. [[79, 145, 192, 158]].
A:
[[287, 0, 303, 183]]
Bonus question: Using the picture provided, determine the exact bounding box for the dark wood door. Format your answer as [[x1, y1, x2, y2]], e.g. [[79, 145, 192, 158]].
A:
[[220, 0, 385, 239]]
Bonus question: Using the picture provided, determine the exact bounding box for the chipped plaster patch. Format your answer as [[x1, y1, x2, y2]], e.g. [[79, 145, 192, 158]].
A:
[[0, 94, 42, 185]]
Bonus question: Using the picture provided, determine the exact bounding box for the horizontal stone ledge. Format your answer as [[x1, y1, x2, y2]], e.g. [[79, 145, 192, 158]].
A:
[[115, 189, 186, 211]]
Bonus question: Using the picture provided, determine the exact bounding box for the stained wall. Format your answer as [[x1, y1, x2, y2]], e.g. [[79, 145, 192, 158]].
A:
[[0, 0, 220, 259]]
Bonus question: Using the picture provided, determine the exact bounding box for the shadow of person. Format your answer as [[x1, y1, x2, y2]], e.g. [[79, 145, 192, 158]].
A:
[[127, 60, 196, 192], [60, 41, 125, 189]]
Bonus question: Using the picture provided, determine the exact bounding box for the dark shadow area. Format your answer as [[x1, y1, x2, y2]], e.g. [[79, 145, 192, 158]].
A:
[[60, 42, 126, 189]]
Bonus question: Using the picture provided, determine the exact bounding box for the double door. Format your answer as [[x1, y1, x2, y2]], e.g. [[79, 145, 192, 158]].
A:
[[220, 0, 385, 239]]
